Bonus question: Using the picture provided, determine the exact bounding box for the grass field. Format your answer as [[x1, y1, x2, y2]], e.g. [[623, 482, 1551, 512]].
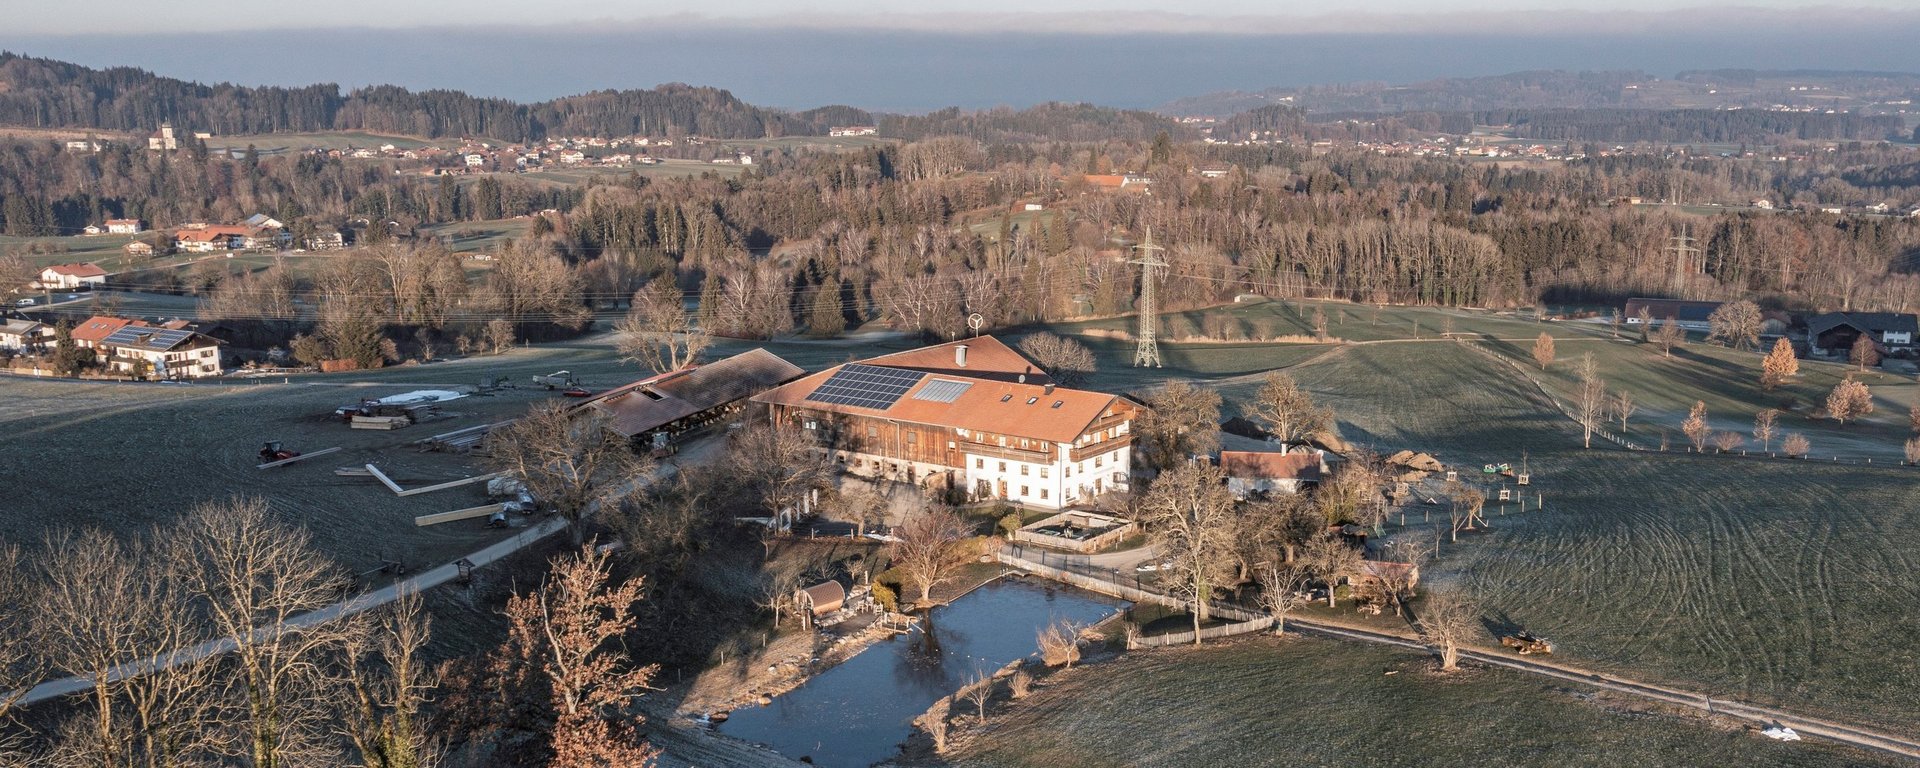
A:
[[0, 334, 665, 574], [516, 160, 745, 188], [722, 136, 895, 152], [202, 131, 461, 153], [1497, 334, 1918, 460], [948, 635, 1895, 768], [1235, 340, 1920, 735]]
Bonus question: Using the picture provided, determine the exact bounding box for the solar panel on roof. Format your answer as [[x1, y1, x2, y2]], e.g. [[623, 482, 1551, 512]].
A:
[[804, 363, 927, 410], [912, 378, 973, 403], [101, 327, 193, 350]]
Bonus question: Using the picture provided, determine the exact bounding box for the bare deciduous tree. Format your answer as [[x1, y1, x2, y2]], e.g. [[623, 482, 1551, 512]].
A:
[[729, 422, 832, 535], [341, 589, 437, 768], [1613, 390, 1636, 432], [1652, 319, 1685, 357], [0, 544, 34, 726], [889, 506, 974, 607], [173, 497, 354, 768], [1783, 432, 1812, 458], [961, 670, 993, 723], [1760, 338, 1799, 390], [506, 545, 660, 768], [1531, 332, 1555, 370], [484, 318, 515, 355], [1706, 299, 1763, 351], [488, 402, 652, 546], [1139, 461, 1239, 641], [1575, 352, 1605, 448], [1008, 668, 1033, 700], [1905, 438, 1920, 466], [1037, 620, 1082, 669], [1016, 332, 1097, 388], [916, 696, 952, 753], [1851, 335, 1881, 372], [1825, 377, 1874, 425], [1249, 371, 1331, 446], [1441, 480, 1486, 543], [1259, 566, 1310, 636], [1712, 431, 1744, 453], [1416, 589, 1478, 672], [1754, 408, 1779, 452], [615, 279, 710, 374], [1135, 381, 1221, 470], [1302, 536, 1362, 609], [1682, 400, 1710, 451]]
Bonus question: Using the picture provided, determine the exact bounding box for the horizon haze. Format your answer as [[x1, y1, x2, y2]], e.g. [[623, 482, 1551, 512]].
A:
[[5, 10, 1920, 112]]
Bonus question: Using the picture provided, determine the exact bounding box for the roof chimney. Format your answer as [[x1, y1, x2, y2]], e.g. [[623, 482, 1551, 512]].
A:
[[955, 344, 969, 368], [1018, 373, 1026, 384], [1045, 383, 1055, 395]]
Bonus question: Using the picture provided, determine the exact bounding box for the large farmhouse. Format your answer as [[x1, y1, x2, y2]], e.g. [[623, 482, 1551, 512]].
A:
[[751, 337, 1139, 510]]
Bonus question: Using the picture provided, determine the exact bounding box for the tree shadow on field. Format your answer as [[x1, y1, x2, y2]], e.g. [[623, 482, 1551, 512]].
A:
[[1480, 609, 1527, 641]]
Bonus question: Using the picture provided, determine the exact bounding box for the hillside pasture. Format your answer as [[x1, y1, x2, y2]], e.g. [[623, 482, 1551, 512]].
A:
[[1259, 342, 1920, 735], [1495, 334, 1919, 460], [949, 635, 1898, 768]]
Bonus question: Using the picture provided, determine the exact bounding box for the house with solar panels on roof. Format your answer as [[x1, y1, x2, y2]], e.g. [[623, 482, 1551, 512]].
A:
[[750, 337, 1140, 510], [99, 323, 222, 379]]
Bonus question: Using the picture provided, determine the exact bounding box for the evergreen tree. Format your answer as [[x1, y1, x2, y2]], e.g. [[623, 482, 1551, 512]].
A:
[[807, 280, 846, 338]]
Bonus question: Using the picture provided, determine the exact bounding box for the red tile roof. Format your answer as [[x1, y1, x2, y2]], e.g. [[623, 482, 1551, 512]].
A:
[[44, 262, 107, 278], [1219, 450, 1323, 482], [855, 336, 1050, 385], [72, 315, 134, 344], [752, 336, 1128, 444]]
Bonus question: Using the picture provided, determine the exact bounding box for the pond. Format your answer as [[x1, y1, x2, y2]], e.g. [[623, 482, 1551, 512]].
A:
[[716, 576, 1123, 767]]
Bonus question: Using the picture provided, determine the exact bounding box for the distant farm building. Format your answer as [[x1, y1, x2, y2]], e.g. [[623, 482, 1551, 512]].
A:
[[1220, 449, 1327, 498], [0, 319, 51, 352], [1622, 298, 1723, 332], [38, 263, 107, 290], [106, 218, 144, 234], [577, 348, 803, 451], [829, 126, 878, 137], [1807, 312, 1917, 356], [124, 241, 155, 256], [752, 336, 1140, 509]]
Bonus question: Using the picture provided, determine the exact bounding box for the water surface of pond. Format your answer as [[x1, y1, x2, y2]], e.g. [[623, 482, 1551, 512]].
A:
[[716, 577, 1121, 767]]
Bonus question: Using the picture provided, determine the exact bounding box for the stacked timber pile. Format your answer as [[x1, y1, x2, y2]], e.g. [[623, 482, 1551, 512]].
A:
[[351, 415, 412, 430]]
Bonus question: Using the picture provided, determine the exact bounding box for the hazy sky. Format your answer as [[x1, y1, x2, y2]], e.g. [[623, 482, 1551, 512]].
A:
[[4, 7, 1917, 110], [7, 2, 1920, 33]]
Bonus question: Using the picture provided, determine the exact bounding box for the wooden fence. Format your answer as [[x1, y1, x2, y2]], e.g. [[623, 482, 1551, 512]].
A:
[[995, 550, 1264, 623], [1128, 616, 1276, 648]]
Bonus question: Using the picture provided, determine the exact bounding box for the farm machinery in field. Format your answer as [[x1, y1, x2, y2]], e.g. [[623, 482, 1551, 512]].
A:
[[532, 370, 579, 390], [1500, 631, 1555, 655], [260, 441, 299, 463]]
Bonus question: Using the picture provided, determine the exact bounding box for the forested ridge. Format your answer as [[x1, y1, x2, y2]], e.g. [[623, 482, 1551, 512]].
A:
[[0, 53, 1191, 144], [0, 52, 865, 141]]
